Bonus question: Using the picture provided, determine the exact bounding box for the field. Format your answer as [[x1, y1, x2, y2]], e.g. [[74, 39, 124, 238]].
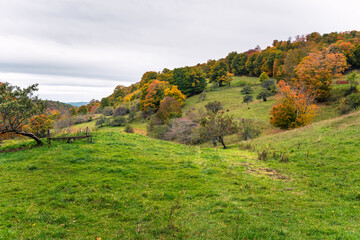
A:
[[1, 75, 360, 239], [1, 108, 360, 239]]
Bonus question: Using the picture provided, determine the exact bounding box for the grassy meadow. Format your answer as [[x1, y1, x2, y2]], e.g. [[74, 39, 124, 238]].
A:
[[1, 75, 360, 239]]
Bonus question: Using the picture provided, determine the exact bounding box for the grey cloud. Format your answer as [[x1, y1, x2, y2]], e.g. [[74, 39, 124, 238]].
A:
[[0, 0, 359, 101]]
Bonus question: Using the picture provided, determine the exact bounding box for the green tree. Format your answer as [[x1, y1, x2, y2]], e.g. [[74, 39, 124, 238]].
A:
[[199, 111, 239, 149], [346, 71, 359, 92], [101, 97, 110, 108], [259, 72, 269, 82], [231, 53, 248, 75], [172, 67, 206, 96], [243, 95, 253, 104], [256, 90, 272, 102], [0, 83, 45, 145], [225, 51, 238, 73]]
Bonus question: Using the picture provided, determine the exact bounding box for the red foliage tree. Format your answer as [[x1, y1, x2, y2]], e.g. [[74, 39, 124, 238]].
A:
[[270, 81, 317, 129]]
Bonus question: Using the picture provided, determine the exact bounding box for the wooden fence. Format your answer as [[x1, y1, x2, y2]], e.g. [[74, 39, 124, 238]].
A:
[[47, 127, 92, 146]]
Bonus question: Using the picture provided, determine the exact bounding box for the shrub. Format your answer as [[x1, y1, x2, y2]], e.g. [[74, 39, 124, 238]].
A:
[[256, 90, 272, 102], [205, 101, 223, 114], [346, 93, 360, 109], [110, 116, 126, 126], [95, 115, 107, 127], [147, 115, 170, 139], [238, 119, 260, 141], [241, 85, 253, 94], [261, 79, 277, 92], [198, 91, 207, 102], [54, 116, 75, 129], [124, 125, 134, 133], [243, 95, 253, 104], [103, 107, 114, 116], [113, 107, 128, 117], [75, 116, 87, 124], [128, 111, 136, 122], [165, 118, 199, 144], [339, 93, 360, 114]]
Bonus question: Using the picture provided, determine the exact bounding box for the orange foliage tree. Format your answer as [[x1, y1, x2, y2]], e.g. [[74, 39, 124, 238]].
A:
[[156, 96, 182, 122], [25, 114, 53, 137], [140, 80, 186, 112], [270, 81, 317, 129], [295, 48, 347, 101]]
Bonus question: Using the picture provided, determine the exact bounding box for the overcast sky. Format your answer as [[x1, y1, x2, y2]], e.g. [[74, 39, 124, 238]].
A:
[[0, 0, 359, 102]]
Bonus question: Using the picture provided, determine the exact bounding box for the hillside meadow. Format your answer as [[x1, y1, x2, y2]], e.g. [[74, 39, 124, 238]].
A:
[[1, 108, 360, 239]]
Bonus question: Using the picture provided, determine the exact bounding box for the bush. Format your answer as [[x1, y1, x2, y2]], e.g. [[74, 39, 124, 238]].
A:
[[113, 107, 128, 117], [205, 101, 223, 114], [198, 91, 207, 102], [147, 116, 169, 139], [110, 116, 126, 126], [240, 85, 253, 94], [95, 115, 107, 127], [238, 119, 261, 141], [339, 93, 360, 114], [94, 107, 103, 114], [75, 116, 87, 124], [103, 107, 114, 116], [243, 95, 253, 104], [54, 116, 75, 129], [261, 79, 277, 92], [128, 111, 136, 122], [124, 125, 134, 133], [256, 90, 272, 102], [346, 93, 360, 109], [165, 118, 199, 144]]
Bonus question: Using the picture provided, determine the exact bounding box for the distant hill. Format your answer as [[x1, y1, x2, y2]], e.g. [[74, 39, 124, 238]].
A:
[[66, 102, 89, 107], [44, 100, 73, 114]]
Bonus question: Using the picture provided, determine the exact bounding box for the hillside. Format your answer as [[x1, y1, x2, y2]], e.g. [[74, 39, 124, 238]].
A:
[[1, 110, 360, 239]]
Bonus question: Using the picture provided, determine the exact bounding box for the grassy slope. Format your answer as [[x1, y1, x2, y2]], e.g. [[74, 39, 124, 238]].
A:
[[1, 110, 360, 239], [1, 75, 359, 239]]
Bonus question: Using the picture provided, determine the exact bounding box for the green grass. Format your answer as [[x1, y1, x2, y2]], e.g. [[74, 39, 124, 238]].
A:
[[1, 111, 360, 239]]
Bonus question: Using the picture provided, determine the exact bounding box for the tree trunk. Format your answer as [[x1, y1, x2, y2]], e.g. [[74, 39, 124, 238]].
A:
[[17, 132, 43, 145], [218, 137, 227, 149]]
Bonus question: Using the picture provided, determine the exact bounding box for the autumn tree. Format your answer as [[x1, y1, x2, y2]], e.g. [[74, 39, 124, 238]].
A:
[[156, 96, 182, 122], [0, 83, 45, 145], [140, 80, 186, 112], [25, 114, 53, 138], [209, 61, 231, 87], [270, 81, 317, 129], [139, 71, 158, 88], [295, 48, 347, 101], [77, 105, 89, 115]]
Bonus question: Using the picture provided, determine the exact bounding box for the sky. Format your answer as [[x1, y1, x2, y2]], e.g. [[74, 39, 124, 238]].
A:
[[0, 0, 359, 102]]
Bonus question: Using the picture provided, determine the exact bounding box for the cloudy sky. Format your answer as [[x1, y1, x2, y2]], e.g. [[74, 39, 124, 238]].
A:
[[0, 0, 359, 102]]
